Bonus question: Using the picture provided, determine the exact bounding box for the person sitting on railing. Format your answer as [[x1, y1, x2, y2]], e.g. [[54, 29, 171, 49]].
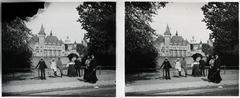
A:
[[174, 58, 182, 77]]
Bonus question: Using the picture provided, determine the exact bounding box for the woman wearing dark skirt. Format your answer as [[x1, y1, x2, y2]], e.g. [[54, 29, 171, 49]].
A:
[[84, 56, 91, 82], [208, 56, 215, 81], [191, 56, 201, 77], [67, 57, 77, 77]]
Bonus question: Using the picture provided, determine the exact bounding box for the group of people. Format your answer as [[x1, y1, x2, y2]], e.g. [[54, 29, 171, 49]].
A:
[[159, 54, 222, 83], [35, 54, 98, 83]]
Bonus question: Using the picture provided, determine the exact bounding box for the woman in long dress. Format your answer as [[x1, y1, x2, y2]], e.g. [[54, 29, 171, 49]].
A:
[[50, 58, 57, 76], [208, 56, 215, 81], [67, 57, 77, 77], [191, 56, 201, 77], [174, 58, 182, 77], [84, 56, 91, 82]]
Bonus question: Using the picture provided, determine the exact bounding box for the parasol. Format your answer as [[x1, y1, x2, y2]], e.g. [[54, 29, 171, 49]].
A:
[[67, 53, 79, 61], [191, 53, 203, 61]]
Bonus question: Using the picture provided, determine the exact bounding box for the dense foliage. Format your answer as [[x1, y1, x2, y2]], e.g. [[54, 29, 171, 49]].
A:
[[202, 2, 239, 66], [125, 2, 167, 72], [76, 2, 116, 67], [2, 17, 33, 70]]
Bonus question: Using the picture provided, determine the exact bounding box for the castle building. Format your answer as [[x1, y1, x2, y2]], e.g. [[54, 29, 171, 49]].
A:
[[64, 36, 78, 56], [29, 24, 65, 57], [153, 25, 191, 57]]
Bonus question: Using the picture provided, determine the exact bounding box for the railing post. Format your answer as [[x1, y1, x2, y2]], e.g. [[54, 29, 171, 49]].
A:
[[224, 65, 226, 74], [137, 69, 139, 77], [99, 65, 101, 75]]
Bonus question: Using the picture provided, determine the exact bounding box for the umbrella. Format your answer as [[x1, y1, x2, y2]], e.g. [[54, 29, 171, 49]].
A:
[[67, 53, 79, 61], [192, 53, 203, 61]]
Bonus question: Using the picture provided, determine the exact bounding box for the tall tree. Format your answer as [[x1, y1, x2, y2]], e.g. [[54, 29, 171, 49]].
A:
[[125, 2, 167, 72], [2, 3, 44, 71], [76, 44, 88, 56], [202, 2, 239, 66], [76, 2, 116, 66], [2, 17, 33, 70]]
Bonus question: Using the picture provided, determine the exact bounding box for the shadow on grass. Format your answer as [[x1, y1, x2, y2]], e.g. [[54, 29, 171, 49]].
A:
[[126, 71, 161, 83]]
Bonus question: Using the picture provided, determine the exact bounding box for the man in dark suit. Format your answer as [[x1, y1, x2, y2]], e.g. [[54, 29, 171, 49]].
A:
[[36, 58, 47, 80], [89, 55, 98, 83], [160, 58, 172, 80], [199, 58, 206, 77], [75, 57, 82, 77], [213, 54, 222, 83]]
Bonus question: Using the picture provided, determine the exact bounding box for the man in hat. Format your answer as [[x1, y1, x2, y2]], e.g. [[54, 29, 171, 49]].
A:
[[213, 54, 222, 83], [160, 58, 172, 80], [36, 58, 47, 80], [75, 57, 82, 77], [89, 54, 98, 83], [199, 57, 206, 77], [56, 57, 63, 77], [181, 57, 187, 77]]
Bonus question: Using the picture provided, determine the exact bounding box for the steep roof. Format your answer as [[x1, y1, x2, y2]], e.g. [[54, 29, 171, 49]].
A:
[[171, 34, 185, 45], [164, 25, 171, 35], [30, 35, 39, 42], [155, 35, 165, 43], [38, 24, 46, 35], [45, 32, 60, 45]]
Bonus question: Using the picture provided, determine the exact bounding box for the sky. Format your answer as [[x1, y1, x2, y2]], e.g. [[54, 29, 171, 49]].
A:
[[25, 2, 86, 43], [150, 2, 212, 43]]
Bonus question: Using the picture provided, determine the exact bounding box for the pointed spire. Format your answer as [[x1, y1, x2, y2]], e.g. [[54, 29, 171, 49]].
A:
[[176, 31, 178, 36], [50, 30, 52, 36], [192, 36, 194, 39], [67, 36, 69, 39], [164, 24, 171, 35], [38, 24, 46, 35]]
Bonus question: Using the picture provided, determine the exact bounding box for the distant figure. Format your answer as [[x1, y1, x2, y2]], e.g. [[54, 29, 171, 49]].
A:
[[67, 56, 77, 77], [84, 56, 91, 82], [50, 58, 57, 76], [89, 55, 98, 83], [208, 56, 215, 81], [174, 58, 182, 77], [56, 57, 63, 77], [160, 58, 172, 80], [212, 54, 222, 83], [36, 58, 47, 80], [199, 57, 206, 77], [75, 57, 82, 77], [181, 57, 187, 77], [191, 56, 201, 77]]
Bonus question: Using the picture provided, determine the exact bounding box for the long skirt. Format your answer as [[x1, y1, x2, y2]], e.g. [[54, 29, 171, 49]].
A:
[[88, 69, 98, 82], [192, 65, 200, 77], [84, 68, 90, 81], [207, 68, 214, 81], [212, 69, 222, 83], [67, 65, 76, 77]]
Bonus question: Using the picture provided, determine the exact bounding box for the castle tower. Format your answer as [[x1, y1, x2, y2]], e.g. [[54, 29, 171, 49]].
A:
[[163, 24, 171, 57], [164, 24, 171, 46], [37, 24, 46, 56]]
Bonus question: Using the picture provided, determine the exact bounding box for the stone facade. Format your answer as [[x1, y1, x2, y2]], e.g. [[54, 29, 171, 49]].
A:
[[153, 25, 191, 57]]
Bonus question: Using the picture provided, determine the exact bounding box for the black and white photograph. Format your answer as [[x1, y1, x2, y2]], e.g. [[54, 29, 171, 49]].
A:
[[2, 2, 116, 97], [125, 2, 239, 96]]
